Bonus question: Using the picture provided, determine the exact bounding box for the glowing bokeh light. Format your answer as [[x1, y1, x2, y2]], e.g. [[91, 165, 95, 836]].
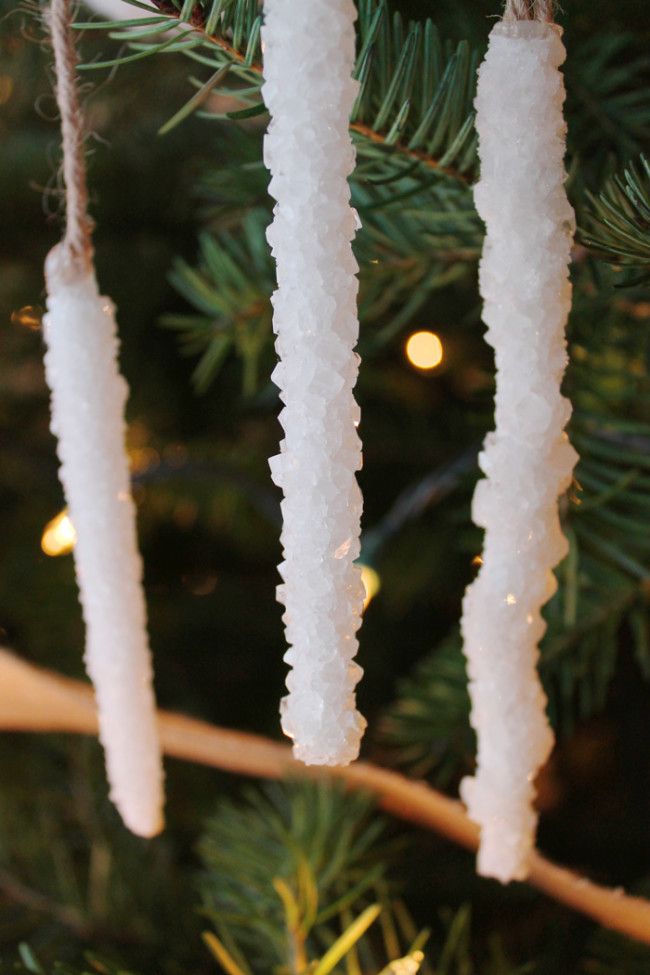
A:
[[405, 330, 444, 371], [41, 509, 77, 557]]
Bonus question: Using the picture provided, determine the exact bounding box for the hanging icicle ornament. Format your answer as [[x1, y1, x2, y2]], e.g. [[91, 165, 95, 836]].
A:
[[43, 0, 164, 837], [459, 0, 578, 883], [262, 0, 366, 766]]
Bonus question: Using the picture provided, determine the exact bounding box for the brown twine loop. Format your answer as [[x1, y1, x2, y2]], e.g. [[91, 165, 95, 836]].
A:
[[47, 0, 93, 273], [503, 0, 555, 21]]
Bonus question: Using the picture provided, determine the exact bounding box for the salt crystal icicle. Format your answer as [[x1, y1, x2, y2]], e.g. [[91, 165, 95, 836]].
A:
[[460, 12, 578, 882], [262, 0, 366, 766], [43, 0, 164, 836]]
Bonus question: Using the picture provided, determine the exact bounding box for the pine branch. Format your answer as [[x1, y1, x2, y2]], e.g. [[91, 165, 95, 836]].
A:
[[579, 155, 650, 284], [199, 781, 402, 972], [378, 251, 650, 754], [351, 0, 477, 183], [2, 650, 650, 946], [565, 35, 650, 170], [378, 421, 650, 777], [163, 180, 481, 389], [6, 902, 524, 975], [78, 0, 477, 188], [76, 3, 650, 193], [162, 211, 273, 393], [378, 635, 473, 787]]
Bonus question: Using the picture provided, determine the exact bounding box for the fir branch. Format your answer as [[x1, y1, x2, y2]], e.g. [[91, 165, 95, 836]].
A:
[[579, 155, 650, 285], [377, 263, 650, 757], [351, 122, 473, 184], [198, 781, 392, 971], [352, 1, 477, 182], [565, 35, 650, 169], [80, 0, 477, 187], [378, 635, 473, 787], [378, 418, 650, 773], [162, 211, 273, 393], [2, 649, 650, 946], [163, 184, 481, 389]]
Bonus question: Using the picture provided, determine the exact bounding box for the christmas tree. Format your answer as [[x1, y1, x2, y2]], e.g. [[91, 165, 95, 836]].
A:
[[1, 0, 650, 971]]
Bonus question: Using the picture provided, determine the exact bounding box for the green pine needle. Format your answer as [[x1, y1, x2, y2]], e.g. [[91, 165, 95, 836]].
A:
[[580, 155, 650, 284]]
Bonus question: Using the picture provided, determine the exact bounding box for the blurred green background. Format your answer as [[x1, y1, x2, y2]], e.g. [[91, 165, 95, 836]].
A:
[[0, 1, 650, 972]]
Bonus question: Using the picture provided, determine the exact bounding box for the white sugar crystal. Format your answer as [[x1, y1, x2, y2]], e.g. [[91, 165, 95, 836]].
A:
[[262, 0, 366, 766], [44, 247, 164, 837], [460, 21, 578, 882]]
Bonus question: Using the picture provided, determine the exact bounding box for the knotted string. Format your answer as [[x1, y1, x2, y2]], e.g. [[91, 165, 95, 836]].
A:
[[503, 0, 555, 21], [48, 0, 93, 272]]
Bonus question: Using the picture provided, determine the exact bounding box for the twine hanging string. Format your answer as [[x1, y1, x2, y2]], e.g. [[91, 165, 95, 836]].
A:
[[48, 0, 93, 272], [503, 0, 555, 21]]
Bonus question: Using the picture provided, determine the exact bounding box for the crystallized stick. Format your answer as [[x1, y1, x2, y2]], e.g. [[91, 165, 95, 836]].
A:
[[43, 0, 164, 836], [262, 0, 366, 766], [460, 18, 577, 882]]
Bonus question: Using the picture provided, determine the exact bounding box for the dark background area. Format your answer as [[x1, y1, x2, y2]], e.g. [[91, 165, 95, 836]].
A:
[[0, 1, 649, 972]]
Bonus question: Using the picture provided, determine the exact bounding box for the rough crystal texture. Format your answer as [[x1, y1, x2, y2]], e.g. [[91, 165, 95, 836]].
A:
[[459, 21, 578, 883], [262, 0, 366, 766], [43, 246, 164, 837]]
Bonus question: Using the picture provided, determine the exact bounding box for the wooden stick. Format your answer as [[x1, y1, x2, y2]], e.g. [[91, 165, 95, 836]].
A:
[[2, 648, 649, 945]]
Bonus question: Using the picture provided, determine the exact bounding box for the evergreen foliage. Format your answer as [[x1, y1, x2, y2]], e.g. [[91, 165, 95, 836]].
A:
[[580, 155, 650, 284], [1, 0, 650, 972]]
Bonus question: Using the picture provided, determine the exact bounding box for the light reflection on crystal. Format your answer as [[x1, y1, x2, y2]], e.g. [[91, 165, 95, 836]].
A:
[[41, 508, 76, 557], [334, 538, 352, 559], [360, 564, 381, 611]]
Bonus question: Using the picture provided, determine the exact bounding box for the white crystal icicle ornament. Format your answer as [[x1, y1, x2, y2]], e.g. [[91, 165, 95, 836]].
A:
[[43, 252, 164, 838], [262, 0, 367, 766], [43, 0, 164, 837], [460, 19, 578, 882]]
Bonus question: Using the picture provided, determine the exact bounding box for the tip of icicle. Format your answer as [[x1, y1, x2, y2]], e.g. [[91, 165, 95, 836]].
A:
[[111, 780, 165, 839], [120, 807, 165, 839]]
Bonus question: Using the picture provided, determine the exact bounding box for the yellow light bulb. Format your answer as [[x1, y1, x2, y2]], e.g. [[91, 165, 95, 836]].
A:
[[41, 509, 77, 557], [405, 330, 444, 371], [360, 564, 381, 611]]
